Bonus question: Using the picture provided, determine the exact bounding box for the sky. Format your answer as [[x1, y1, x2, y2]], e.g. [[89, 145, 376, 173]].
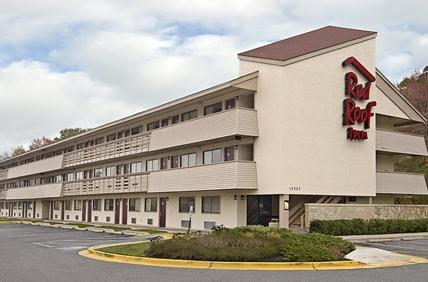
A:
[[0, 0, 427, 152]]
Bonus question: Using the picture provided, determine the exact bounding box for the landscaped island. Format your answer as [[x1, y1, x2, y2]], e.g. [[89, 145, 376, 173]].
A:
[[99, 226, 355, 262]]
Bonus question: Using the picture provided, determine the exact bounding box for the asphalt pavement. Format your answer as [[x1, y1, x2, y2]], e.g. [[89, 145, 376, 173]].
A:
[[1, 224, 428, 282]]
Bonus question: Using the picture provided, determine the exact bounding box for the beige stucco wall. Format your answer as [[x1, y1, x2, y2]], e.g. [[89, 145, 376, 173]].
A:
[[240, 38, 377, 196], [305, 203, 428, 227]]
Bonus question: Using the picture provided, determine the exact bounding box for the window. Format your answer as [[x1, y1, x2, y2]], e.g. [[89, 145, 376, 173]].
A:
[[65, 200, 72, 211], [225, 98, 236, 110], [104, 199, 114, 211], [83, 170, 93, 179], [124, 129, 130, 137], [53, 201, 60, 210], [131, 126, 142, 135], [93, 199, 101, 211], [76, 143, 84, 150], [129, 198, 141, 212], [106, 166, 116, 177], [161, 118, 169, 127], [224, 146, 235, 161], [179, 197, 195, 213], [204, 102, 222, 115], [117, 131, 124, 139], [106, 134, 116, 142], [202, 196, 221, 213], [75, 171, 83, 180], [171, 115, 179, 124], [147, 121, 160, 131], [181, 153, 196, 167], [74, 200, 82, 211], [95, 137, 104, 145], [94, 168, 103, 178], [28, 202, 33, 210], [181, 110, 197, 121], [67, 173, 74, 182], [203, 149, 221, 164], [145, 198, 157, 212], [117, 163, 130, 174], [171, 155, 179, 168], [130, 162, 142, 173], [146, 159, 159, 172], [160, 157, 168, 170]]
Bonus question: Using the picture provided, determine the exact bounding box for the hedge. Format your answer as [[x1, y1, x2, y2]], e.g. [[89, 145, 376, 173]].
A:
[[310, 218, 428, 236]]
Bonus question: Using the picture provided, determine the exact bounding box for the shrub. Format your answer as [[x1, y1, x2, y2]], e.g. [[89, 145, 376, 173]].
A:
[[310, 218, 428, 236], [144, 226, 354, 262]]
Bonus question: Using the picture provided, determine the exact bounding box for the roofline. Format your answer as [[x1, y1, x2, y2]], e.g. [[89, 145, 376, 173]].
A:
[[0, 71, 259, 164], [375, 68, 427, 123], [238, 33, 377, 67]]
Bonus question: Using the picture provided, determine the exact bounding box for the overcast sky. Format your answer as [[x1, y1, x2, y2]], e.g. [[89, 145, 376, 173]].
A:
[[0, 0, 427, 152]]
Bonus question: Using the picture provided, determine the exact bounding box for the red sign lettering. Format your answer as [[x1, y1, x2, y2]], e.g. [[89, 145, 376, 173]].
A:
[[342, 56, 376, 140]]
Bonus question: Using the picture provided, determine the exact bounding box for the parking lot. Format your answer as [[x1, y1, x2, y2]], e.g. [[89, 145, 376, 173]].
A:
[[1, 224, 428, 282], [360, 239, 428, 259]]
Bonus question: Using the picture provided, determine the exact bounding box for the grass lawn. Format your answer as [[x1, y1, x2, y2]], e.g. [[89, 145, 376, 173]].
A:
[[132, 228, 168, 234], [98, 242, 151, 257], [64, 223, 94, 228], [95, 225, 131, 232]]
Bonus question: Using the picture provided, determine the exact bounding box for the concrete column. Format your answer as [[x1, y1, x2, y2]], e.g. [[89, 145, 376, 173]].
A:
[[279, 194, 289, 229]]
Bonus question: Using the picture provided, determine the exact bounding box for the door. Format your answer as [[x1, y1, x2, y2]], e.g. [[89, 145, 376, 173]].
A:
[[50, 201, 53, 220], [122, 198, 128, 225], [159, 197, 167, 228], [247, 195, 277, 226], [33, 201, 36, 218], [87, 200, 92, 223], [82, 200, 87, 222], [114, 199, 121, 224], [8, 203, 12, 217], [61, 201, 65, 221], [22, 202, 26, 218]]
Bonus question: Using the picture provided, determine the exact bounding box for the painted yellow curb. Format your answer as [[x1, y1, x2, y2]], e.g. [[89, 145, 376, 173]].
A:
[[80, 246, 370, 271]]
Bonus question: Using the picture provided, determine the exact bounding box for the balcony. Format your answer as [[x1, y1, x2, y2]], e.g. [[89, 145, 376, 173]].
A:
[[5, 183, 63, 200], [62, 173, 148, 196], [149, 107, 258, 151], [147, 161, 258, 193], [376, 129, 428, 156], [7, 155, 64, 179], [62, 108, 258, 168], [376, 171, 428, 195], [0, 169, 7, 180], [63, 134, 150, 167], [0, 190, 6, 200]]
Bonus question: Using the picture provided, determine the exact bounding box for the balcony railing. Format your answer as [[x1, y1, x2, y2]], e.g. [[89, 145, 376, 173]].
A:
[[376, 129, 428, 156], [376, 171, 428, 195], [149, 107, 258, 151], [5, 183, 63, 200], [62, 108, 258, 168], [0, 190, 6, 199], [63, 133, 150, 167], [0, 169, 7, 180], [147, 161, 258, 193], [6, 155, 64, 179], [62, 173, 148, 196]]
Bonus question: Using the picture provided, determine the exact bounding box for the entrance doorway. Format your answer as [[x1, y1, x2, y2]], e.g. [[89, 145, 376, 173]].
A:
[[41, 201, 50, 219], [121, 198, 128, 225], [87, 200, 92, 223], [114, 199, 121, 224], [247, 195, 279, 226], [82, 200, 87, 222], [159, 197, 167, 227]]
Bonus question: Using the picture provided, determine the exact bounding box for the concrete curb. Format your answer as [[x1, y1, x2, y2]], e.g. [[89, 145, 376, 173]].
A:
[[80, 244, 368, 271], [342, 232, 428, 243]]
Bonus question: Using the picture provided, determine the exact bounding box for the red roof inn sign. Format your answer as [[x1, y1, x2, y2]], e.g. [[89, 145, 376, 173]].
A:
[[342, 57, 376, 140]]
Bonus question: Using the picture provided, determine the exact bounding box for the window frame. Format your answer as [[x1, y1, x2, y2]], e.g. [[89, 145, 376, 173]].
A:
[[129, 198, 141, 212], [181, 110, 197, 122], [74, 200, 82, 211], [144, 198, 158, 212], [104, 199, 114, 211], [204, 102, 222, 116], [202, 196, 221, 214], [203, 148, 222, 165], [179, 197, 195, 213]]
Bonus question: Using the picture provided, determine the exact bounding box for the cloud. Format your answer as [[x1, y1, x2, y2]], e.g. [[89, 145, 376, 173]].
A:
[[0, 60, 136, 152], [0, 0, 428, 151]]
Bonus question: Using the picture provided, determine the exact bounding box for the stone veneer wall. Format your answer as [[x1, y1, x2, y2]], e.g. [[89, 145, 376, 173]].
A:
[[305, 203, 428, 229]]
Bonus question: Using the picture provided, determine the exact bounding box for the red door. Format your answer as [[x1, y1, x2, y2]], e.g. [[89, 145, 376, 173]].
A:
[[50, 201, 53, 220], [87, 200, 92, 223], [114, 199, 120, 224], [122, 199, 128, 225], [33, 201, 36, 218], [22, 202, 26, 218], [159, 198, 167, 227], [61, 201, 65, 221], [82, 200, 87, 222]]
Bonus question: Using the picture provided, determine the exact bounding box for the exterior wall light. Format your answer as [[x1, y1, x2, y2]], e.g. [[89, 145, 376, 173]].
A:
[[233, 195, 237, 200]]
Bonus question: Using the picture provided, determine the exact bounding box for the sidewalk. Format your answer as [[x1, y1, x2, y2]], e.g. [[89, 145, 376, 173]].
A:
[[342, 232, 428, 243]]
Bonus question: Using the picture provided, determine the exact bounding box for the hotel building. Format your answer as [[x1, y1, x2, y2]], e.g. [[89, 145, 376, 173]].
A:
[[0, 26, 427, 230]]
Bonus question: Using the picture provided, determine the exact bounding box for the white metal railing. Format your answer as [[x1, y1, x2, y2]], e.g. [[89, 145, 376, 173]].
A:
[[63, 133, 150, 167], [0, 169, 7, 180], [62, 173, 148, 196]]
